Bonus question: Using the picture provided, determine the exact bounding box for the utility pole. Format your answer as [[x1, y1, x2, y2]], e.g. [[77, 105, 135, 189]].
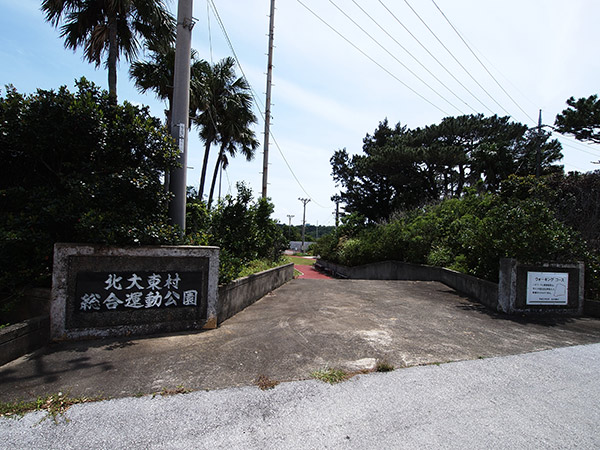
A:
[[168, 0, 194, 229], [286, 214, 295, 243], [262, 0, 276, 199], [332, 197, 341, 228], [298, 197, 310, 252], [536, 109, 542, 178]]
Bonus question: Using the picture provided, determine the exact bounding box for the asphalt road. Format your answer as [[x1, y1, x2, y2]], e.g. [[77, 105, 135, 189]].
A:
[[2, 343, 599, 449]]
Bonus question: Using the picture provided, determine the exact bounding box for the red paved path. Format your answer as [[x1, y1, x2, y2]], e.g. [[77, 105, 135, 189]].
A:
[[295, 263, 332, 279]]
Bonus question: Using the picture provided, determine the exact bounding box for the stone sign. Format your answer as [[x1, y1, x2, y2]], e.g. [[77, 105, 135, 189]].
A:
[[498, 258, 584, 316], [51, 244, 219, 340]]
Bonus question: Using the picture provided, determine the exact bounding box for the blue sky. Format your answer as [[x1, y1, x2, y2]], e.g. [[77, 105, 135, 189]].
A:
[[1, 0, 599, 227]]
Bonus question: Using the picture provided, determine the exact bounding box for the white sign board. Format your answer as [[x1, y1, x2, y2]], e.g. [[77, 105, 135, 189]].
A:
[[526, 272, 568, 305]]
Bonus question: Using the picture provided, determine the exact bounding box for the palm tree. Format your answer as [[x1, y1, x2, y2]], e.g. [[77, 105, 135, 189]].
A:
[[41, 0, 175, 100], [192, 57, 258, 201], [207, 98, 259, 208], [130, 43, 207, 129]]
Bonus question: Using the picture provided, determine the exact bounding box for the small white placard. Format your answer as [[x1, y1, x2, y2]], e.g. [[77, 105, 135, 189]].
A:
[[526, 272, 568, 305]]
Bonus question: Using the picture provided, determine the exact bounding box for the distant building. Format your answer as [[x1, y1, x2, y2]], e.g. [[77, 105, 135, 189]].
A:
[[289, 241, 311, 252]]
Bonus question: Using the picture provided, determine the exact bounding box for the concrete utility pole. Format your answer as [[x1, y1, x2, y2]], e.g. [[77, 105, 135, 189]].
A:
[[298, 198, 310, 252], [261, 0, 276, 199], [536, 109, 542, 178], [168, 0, 194, 229], [286, 214, 295, 243]]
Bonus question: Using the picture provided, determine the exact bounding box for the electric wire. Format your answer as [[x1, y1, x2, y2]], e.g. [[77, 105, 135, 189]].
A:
[[377, 0, 495, 116], [556, 137, 600, 158], [295, 0, 451, 116], [350, 0, 478, 114], [206, 0, 325, 207], [401, 0, 514, 118], [430, 0, 537, 125], [555, 132, 600, 152], [327, 0, 464, 114]]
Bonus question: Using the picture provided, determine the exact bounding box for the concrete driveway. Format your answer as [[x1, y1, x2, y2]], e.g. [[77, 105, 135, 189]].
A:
[[1, 279, 600, 402]]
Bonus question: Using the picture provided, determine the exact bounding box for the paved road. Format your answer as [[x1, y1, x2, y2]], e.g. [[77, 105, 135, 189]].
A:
[[2, 343, 599, 449], [295, 263, 331, 279], [2, 279, 600, 403]]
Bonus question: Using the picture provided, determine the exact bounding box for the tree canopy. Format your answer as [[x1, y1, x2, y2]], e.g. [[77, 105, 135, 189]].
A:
[[191, 57, 258, 203], [332, 114, 563, 222], [0, 79, 179, 292], [555, 94, 600, 144], [42, 0, 175, 100]]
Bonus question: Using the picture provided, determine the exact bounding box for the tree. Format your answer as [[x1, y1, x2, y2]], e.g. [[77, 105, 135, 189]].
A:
[[0, 79, 180, 294], [130, 43, 207, 130], [41, 0, 175, 100], [331, 115, 563, 222], [192, 57, 258, 201], [206, 85, 259, 209], [555, 94, 600, 144]]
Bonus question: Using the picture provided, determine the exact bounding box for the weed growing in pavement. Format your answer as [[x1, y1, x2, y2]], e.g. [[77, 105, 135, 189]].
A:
[[256, 375, 280, 390], [154, 385, 192, 398], [310, 368, 349, 384], [0, 392, 105, 421], [375, 360, 395, 372]]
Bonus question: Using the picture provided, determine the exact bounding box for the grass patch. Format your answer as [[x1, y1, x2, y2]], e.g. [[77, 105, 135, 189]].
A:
[[310, 368, 349, 384], [255, 375, 280, 390], [285, 256, 316, 266], [0, 392, 105, 420], [237, 258, 289, 279]]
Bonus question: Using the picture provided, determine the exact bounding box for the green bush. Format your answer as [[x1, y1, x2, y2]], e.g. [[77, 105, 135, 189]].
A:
[[314, 183, 597, 298], [186, 183, 286, 284], [0, 80, 180, 297]]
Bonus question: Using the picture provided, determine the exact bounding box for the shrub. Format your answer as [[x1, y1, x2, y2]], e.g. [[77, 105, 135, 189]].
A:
[[0, 80, 180, 297], [315, 185, 597, 298], [186, 183, 286, 284]]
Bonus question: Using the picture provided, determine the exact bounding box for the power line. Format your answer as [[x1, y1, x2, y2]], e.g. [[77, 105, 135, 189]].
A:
[[401, 0, 513, 118], [206, 0, 324, 207], [556, 137, 600, 158], [377, 0, 495, 115], [350, 0, 478, 114], [430, 0, 537, 125], [295, 0, 451, 116], [268, 130, 326, 208], [327, 0, 464, 114]]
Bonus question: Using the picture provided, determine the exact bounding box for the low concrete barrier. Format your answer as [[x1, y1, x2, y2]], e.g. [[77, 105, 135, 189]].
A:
[[218, 263, 294, 324], [0, 316, 50, 366], [316, 259, 499, 311]]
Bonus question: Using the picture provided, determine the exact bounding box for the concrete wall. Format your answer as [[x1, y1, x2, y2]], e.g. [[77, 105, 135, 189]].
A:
[[51, 244, 220, 340], [218, 263, 294, 324], [0, 316, 50, 366], [316, 259, 499, 311]]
